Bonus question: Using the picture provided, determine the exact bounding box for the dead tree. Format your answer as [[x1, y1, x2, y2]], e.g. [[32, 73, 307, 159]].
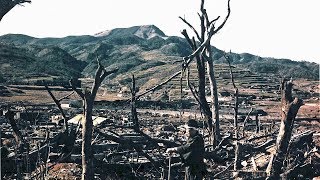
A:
[[266, 79, 303, 179], [179, 0, 231, 144], [0, 0, 31, 21], [70, 59, 118, 180], [224, 52, 241, 171]]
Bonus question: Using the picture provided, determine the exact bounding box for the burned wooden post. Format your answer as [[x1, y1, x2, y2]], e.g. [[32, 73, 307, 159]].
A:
[[70, 59, 118, 180], [255, 113, 260, 133], [266, 79, 303, 179], [130, 74, 139, 130]]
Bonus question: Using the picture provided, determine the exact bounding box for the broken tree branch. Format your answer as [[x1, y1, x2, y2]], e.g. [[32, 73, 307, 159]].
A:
[[45, 85, 68, 133], [57, 91, 75, 102], [135, 71, 182, 99], [179, 17, 202, 42]]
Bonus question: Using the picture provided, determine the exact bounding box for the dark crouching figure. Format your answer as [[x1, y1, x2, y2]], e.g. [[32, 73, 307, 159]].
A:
[[166, 119, 207, 180]]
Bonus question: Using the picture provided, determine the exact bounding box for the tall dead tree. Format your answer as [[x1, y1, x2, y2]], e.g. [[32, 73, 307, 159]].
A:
[[179, 0, 231, 144], [0, 0, 31, 21], [70, 59, 118, 180], [266, 79, 303, 179]]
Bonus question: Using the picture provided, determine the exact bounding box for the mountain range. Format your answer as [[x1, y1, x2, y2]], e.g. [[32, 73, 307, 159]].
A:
[[0, 25, 318, 87]]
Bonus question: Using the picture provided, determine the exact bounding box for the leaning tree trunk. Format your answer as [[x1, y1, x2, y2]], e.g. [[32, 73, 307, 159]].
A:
[[267, 79, 303, 179]]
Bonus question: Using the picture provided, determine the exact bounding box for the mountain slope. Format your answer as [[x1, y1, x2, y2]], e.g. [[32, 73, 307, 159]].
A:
[[0, 44, 86, 83], [0, 25, 318, 86]]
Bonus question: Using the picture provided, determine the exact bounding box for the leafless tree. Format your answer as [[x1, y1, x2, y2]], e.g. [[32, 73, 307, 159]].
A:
[[179, 0, 231, 144], [70, 59, 118, 180]]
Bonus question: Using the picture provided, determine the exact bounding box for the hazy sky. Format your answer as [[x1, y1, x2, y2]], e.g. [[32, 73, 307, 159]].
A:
[[0, 0, 319, 63]]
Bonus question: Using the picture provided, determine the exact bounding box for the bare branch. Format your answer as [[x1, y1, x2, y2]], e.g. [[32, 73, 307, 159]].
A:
[[212, 0, 231, 35], [224, 51, 236, 89], [57, 91, 75, 102], [91, 59, 105, 95], [200, 2, 210, 30], [179, 17, 202, 42], [181, 29, 196, 49], [209, 16, 220, 26], [91, 59, 118, 97], [136, 71, 182, 99], [186, 67, 201, 107], [44, 85, 68, 132]]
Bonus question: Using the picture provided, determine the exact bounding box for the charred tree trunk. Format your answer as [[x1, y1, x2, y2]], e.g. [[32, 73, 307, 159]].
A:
[[130, 75, 139, 130], [267, 79, 303, 179], [255, 114, 260, 133], [71, 59, 118, 180], [206, 47, 221, 142], [81, 95, 94, 180]]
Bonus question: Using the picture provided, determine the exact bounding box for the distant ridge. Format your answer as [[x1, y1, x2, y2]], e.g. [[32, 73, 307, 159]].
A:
[[0, 25, 318, 85], [94, 25, 167, 39]]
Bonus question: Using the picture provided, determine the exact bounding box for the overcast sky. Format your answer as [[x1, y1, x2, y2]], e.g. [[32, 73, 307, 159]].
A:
[[0, 0, 319, 63]]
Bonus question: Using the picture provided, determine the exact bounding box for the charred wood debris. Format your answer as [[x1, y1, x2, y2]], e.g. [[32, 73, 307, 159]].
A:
[[0, 84, 319, 179]]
